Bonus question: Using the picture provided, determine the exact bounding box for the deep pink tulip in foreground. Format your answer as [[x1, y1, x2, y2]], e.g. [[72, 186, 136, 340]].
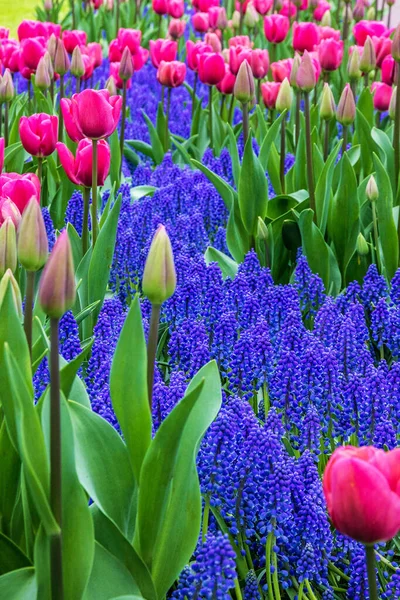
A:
[[19, 113, 58, 157], [57, 139, 111, 188]]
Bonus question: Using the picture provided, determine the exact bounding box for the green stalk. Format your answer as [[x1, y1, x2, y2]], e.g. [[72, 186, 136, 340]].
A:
[[265, 531, 274, 600], [82, 187, 90, 255], [209, 85, 214, 150], [257, 79, 261, 104], [192, 72, 198, 118], [242, 102, 249, 144], [0, 104, 2, 138], [220, 94, 226, 118], [239, 3, 244, 34], [166, 87, 171, 146], [280, 118, 286, 193], [324, 120, 330, 161], [295, 90, 301, 148], [147, 303, 161, 414], [4, 101, 9, 147], [58, 75, 64, 143], [387, 4, 392, 28], [365, 546, 378, 600], [158, 14, 162, 37], [372, 199, 382, 273], [304, 92, 316, 218], [228, 94, 235, 124], [76, 76, 81, 94], [37, 156, 43, 184], [91, 139, 99, 247], [234, 578, 243, 600], [120, 79, 127, 175], [394, 74, 400, 195], [364, 73, 369, 88], [50, 317, 64, 600], [342, 125, 348, 155], [202, 495, 210, 544], [23, 270, 35, 361], [342, 2, 349, 41]]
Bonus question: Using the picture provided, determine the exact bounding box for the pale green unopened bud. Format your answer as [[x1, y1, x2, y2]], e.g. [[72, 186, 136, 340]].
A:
[[290, 53, 301, 89], [336, 83, 356, 125], [118, 46, 134, 81], [0, 69, 15, 103], [0, 269, 22, 318], [47, 33, 58, 63], [275, 78, 292, 112], [142, 225, 176, 305], [39, 230, 76, 318], [0, 218, 17, 277], [366, 6, 375, 18], [44, 51, 54, 79], [44, 0, 53, 11], [366, 175, 378, 201], [257, 217, 269, 241], [320, 82, 336, 120], [244, 4, 259, 28], [321, 9, 331, 25], [105, 75, 117, 96], [356, 232, 369, 256], [54, 38, 70, 76], [231, 10, 241, 28], [389, 86, 396, 120], [35, 56, 51, 90], [348, 48, 362, 81], [392, 24, 400, 62], [359, 36, 376, 73], [71, 46, 85, 78], [234, 60, 255, 104], [17, 198, 48, 271]]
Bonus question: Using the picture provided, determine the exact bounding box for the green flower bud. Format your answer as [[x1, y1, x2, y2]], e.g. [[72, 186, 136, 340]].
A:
[[35, 56, 51, 90], [118, 46, 134, 82], [244, 4, 259, 28], [320, 82, 336, 120], [356, 232, 369, 256], [359, 36, 376, 73], [39, 230, 76, 319], [366, 175, 378, 201], [275, 77, 292, 112], [290, 53, 301, 89], [336, 83, 356, 126], [389, 86, 396, 120], [71, 46, 85, 78], [17, 198, 48, 272], [0, 218, 17, 277], [142, 225, 176, 306], [44, 51, 54, 80], [348, 48, 362, 81], [392, 24, 400, 62], [0, 269, 22, 319], [366, 5, 375, 18], [54, 38, 70, 76], [321, 9, 331, 25], [105, 75, 118, 96], [0, 69, 15, 103], [234, 60, 255, 104], [47, 33, 58, 63], [257, 217, 269, 241]]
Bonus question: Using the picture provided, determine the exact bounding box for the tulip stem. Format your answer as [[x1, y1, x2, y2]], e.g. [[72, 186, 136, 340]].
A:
[[166, 87, 171, 148], [91, 139, 99, 247], [280, 118, 286, 193], [228, 95, 235, 124], [394, 75, 400, 195], [220, 95, 226, 118], [192, 73, 198, 118], [37, 157, 43, 184], [147, 303, 161, 416], [58, 75, 64, 143], [23, 270, 35, 361], [342, 125, 348, 155], [76, 77, 81, 94], [120, 80, 127, 176], [365, 546, 378, 600], [209, 85, 214, 151], [4, 102, 9, 147], [0, 104, 2, 138], [372, 198, 382, 274], [295, 90, 300, 148], [304, 92, 316, 219], [342, 2, 349, 41], [158, 14, 162, 37], [82, 187, 90, 256], [324, 120, 330, 161], [257, 79, 261, 105], [364, 73, 369, 88], [242, 102, 249, 145], [50, 317, 64, 600], [387, 4, 392, 28]]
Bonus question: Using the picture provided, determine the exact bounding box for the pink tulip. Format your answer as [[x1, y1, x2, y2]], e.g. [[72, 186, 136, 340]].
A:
[[156, 60, 186, 87], [168, 19, 186, 39], [382, 55, 398, 85], [80, 53, 95, 81], [186, 40, 213, 71], [0, 28, 9, 40], [229, 45, 252, 75], [319, 26, 341, 41], [313, 0, 331, 21], [216, 65, 236, 94], [271, 58, 293, 82], [228, 35, 252, 48], [353, 20, 387, 46], [61, 98, 85, 143], [250, 49, 269, 79], [167, 0, 184, 17], [264, 14, 290, 43], [192, 12, 210, 33], [56, 139, 111, 187], [279, 1, 297, 18], [205, 32, 222, 53], [20, 37, 46, 71], [196, 0, 219, 10], [87, 42, 103, 68], [372, 82, 393, 111], [372, 36, 392, 68], [150, 39, 178, 68], [198, 52, 226, 85], [62, 30, 87, 54], [109, 61, 131, 89], [117, 28, 142, 54], [109, 39, 123, 62], [69, 89, 122, 140], [0, 138, 4, 174], [208, 7, 228, 29], [0, 199, 21, 229], [261, 81, 281, 109], [152, 0, 168, 14], [254, 0, 273, 15], [293, 22, 320, 53], [323, 446, 400, 544], [1, 40, 20, 72], [0, 173, 40, 214], [318, 38, 343, 71], [18, 19, 60, 41], [19, 113, 58, 157]]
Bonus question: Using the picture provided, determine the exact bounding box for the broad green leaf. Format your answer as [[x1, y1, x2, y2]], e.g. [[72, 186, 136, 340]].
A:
[[0, 567, 37, 599], [329, 153, 360, 279], [68, 400, 135, 535], [371, 128, 395, 197], [130, 186, 157, 202], [356, 108, 380, 176], [60, 340, 94, 402], [373, 153, 399, 280], [226, 192, 251, 263], [110, 297, 151, 484], [0, 422, 20, 536], [156, 101, 170, 152], [109, 129, 121, 191], [204, 246, 238, 279], [258, 110, 287, 171], [357, 87, 374, 127], [226, 123, 241, 188], [315, 141, 341, 235], [85, 542, 141, 600], [142, 111, 165, 165], [238, 136, 269, 236], [0, 533, 31, 575], [191, 159, 234, 211]]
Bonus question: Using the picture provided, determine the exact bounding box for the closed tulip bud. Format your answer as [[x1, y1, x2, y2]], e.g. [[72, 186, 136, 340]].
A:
[[39, 230, 76, 318], [296, 51, 316, 92], [392, 25, 400, 62], [0, 69, 15, 103], [366, 5, 375, 18], [356, 232, 369, 256], [54, 38, 70, 76], [348, 48, 362, 81], [0, 199, 21, 229], [366, 175, 378, 201], [17, 198, 48, 271], [0, 218, 17, 277], [320, 82, 336, 120], [71, 46, 85, 78], [290, 53, 301, 88], [232, 10, 241, 28], [44, 51, 54, 80], [244, 4, 259, 28], [389, 86, 396, 120], [119, 46, 134, 81], [336, 84, 356, 126], [0, 269, 22, 318], [142, 225, 176, 305], [352, 0, 364, 21], [321, 9, 331, 25], [275, 77, 292, 112], [257, 216, 269, 241], [359, 36, 376, 73], [44, 0, 53, 10], [47, 33, 58, 63], [105, 75, 118, 96], [35, 56, 51, 90], [234, 59, 255, 104]]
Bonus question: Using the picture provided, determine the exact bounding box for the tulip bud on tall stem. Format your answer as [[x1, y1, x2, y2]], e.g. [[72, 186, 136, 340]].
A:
[[365, 546, 378, 600], [303, 92, 316, 218], [91, 140, 99, 247]]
